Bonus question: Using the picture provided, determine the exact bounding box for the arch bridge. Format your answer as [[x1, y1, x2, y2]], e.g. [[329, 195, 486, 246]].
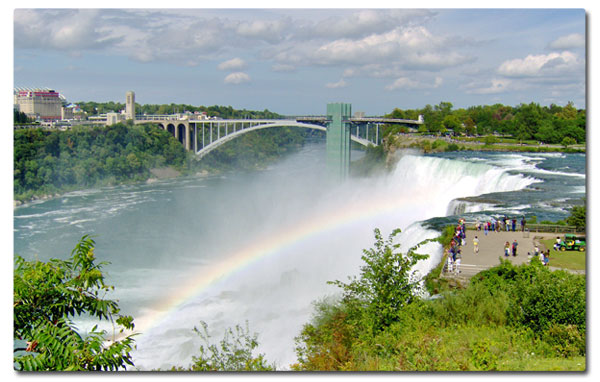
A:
[[135, 103, 422, 180]]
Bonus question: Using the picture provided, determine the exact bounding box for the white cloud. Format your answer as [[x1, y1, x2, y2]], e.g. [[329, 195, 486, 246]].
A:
[[308, 9, 435, 40], [385, 75, 443, 91], [236, 19, 287, 43], [218, 58, 247, 71], [325, 79, 347, 89], [312, 27, 435, 65], [224, 72, 251, 85], [498, 51, 580, 78], [14, 9, 119, 51], [463, 78, 523, 95], [548, 33, 585, 50], [305, 26, 471, 72], [385, 77, 421, 91]]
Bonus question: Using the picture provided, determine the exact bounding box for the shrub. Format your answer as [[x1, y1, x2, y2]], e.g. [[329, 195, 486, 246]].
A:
[[13, 236, 136, 371], [328, 228, 430, 333], [186, 321, 275, 371], [543, 324, 586, 357]]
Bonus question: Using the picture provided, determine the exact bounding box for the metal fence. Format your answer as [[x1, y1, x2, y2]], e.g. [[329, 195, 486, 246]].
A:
[[525, 224, 584, 234], [465, 222, 584, 235]]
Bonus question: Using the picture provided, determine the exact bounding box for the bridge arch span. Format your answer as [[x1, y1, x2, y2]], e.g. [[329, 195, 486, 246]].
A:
[[195, 121, 373, 159]]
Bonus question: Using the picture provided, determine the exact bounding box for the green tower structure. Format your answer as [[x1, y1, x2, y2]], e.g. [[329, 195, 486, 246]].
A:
[[326, 103, 352, 181]]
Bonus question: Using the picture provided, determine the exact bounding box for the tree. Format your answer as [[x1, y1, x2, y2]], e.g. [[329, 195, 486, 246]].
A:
[[566, 203, 586, 231], [14, 236, 136, 371], [14, 109, 31, 124], [561, 136, 577, 148], [463, 117, 477, 136], [442, 115, 462, 135], [328, 228, 430, 332]]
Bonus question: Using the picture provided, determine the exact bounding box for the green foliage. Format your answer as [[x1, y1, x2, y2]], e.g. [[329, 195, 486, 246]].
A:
[[566, 204, 586, 231], [561, 136, 577, 147], [543, 324, 585, 357], [385, 101, 585, 144], [14, 124, 187, 201], [14, 109, 31, 124], [14, 236, 136, 371], [179, 321, 274, 371], [75, 100, 283, 120], [328, 228, 430, 333], [471, 339, 499, 370], [351, 144, 386, 176], [196, 126, 316, 173], [483, 135, 497, 146], [472, 260, 586, 333], [295, 256, 586, 371]]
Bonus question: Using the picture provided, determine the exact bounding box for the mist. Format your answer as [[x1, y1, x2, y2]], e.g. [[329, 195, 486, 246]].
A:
[[124, 145, 535, 370], [14, 143, 539, 370]]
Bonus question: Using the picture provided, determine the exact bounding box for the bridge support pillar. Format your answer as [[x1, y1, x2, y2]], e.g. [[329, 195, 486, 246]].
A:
[[326, 103, 352, 181], [185, 123, 191, 151]]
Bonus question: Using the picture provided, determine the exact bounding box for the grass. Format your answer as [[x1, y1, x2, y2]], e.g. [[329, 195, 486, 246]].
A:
[[540, 239, 586, 271], [349, 322, 586, 371]]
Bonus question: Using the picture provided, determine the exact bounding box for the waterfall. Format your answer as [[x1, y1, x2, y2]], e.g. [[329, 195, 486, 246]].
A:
[[130, 151, 539, 370]]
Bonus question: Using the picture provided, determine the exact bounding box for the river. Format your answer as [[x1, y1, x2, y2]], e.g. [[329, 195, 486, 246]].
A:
[[13, 143, 586, 370]]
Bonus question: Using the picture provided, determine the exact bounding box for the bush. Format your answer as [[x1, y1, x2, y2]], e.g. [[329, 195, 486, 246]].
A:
[[13, 236, 136, 371], [328, 228, 430, 333], [183, 321, 275, 371], [543, 324, 586, 357], [472, 261, 586, 333]]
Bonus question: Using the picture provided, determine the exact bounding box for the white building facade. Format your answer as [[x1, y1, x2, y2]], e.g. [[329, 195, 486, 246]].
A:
[[14, 88, 64, 121]]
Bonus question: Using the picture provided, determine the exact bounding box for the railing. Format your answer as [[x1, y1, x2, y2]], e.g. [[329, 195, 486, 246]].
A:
[[525, 224, 584, 234], [463, 222, 583, 234]]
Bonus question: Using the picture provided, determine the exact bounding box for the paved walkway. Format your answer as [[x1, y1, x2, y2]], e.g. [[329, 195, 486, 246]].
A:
[[443, 229, 560, 280]]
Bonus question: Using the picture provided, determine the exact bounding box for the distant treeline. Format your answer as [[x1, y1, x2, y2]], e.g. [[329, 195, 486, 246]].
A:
[[76, 101, 282, 120], [383, 101, 586, 144], [14, 122, 319, 202], [14, 124, 187, 202], [73, 100, 585, 145]]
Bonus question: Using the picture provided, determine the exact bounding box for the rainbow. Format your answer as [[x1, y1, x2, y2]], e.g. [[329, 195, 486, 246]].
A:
[[134, 190, 433, 334]]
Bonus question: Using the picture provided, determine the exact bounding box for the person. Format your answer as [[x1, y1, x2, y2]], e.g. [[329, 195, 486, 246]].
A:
[[538, 246, 544, 263], [473, 236, 479, 254], [476, 218, 481, 231], [504, 241, 510, 257], [491, 217, 496, 232], [483, 222, 488, 236], [454, 249, 462, 274], [511, 218, 517, 232], [521, 216, 526, 232], [446, 249, 454, 273], [554, 236, 561, 250], [512, 239, 518, 256], [544, 249, 550, 266]]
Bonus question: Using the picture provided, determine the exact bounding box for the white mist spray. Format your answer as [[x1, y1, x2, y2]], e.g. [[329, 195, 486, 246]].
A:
[[130, 150, 537, 370]]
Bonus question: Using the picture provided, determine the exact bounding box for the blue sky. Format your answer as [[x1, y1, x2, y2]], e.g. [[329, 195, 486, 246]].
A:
[[12, 6, 587, 116]]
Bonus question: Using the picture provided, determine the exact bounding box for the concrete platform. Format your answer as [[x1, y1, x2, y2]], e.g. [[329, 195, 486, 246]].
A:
[[442, 229, 562, 279]]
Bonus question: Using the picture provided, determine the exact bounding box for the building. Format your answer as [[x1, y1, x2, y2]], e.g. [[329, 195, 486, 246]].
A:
[[14, 88, 65, 121], [106, 112, 124, 126], [125, 91, 135, 120], [61, 105, 74, 120]]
